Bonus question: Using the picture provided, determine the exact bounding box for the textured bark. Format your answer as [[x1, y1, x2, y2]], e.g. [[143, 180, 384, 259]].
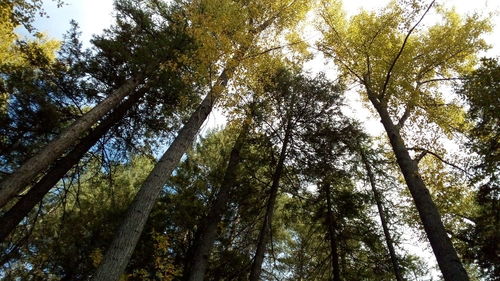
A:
[[249, 119, 292, 281], [360, 150, 403, 281], [90, 70, 232, 281], [323, 183, 341, 281], [369, 96, 469, 281], [0, 91, 142, 243], [184, 121, 250, 281], [0, 76, 142, 208]]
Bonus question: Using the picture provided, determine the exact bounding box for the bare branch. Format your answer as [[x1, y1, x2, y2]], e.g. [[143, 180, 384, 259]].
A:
[[418, 77, 464, 85], [409, 147, 471, 176], [244, 40, 304, 60], [414, 150, 428, 163], [380, 0, 436, 100], [396, 104, 413, 130]]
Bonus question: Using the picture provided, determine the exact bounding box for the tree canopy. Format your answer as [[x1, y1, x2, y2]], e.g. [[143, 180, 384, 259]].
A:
[[0, 1, 498, 281]]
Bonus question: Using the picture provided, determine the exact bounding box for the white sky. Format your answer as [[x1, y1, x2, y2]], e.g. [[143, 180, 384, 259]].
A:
[[32, 0, 499, 279]]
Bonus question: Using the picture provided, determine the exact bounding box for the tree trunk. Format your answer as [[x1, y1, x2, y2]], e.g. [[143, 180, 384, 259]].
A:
[[184, 121, 250, 281], [90, 15, 275, 280], [0, 76, 142, 208], [0, 90, 143, 243], [90, 69, 233, 281], [248, 119, 292, 281], [323, 182, 341, 281], [359, 150, 404, 281], [369, 96, 469, 281]]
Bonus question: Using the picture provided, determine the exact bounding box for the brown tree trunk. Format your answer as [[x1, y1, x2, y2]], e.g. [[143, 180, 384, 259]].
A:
[[369, 96, 469, 281], [0, 90, 143, 243], [90, 69, 233, 281], [248, 119, 292, 281], [90, 15, 275, 281], [0, 76, 142, 208], [359, 149, 404, 281], [323, 182, 341, 281], [184, 121, 250, 281]]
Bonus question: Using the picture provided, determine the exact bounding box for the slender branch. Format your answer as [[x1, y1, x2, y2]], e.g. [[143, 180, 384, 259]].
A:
[[418, 77, 464, 85], [414, 150, 428, 163], [396, 104, 412, 130], [380, 0, 436, 100], [409, 147, 471, 176], [244, 41, 304, 60]]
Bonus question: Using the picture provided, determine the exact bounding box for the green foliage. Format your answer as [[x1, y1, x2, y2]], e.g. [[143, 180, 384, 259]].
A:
[[0, 156, 155, 280], [459, 58, 500, 178], [0, 1, 497, 280]]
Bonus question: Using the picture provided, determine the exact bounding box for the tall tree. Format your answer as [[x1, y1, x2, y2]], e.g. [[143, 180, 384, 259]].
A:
[[249, 109, 292, 281], [359, 148, 404, 281], [184, 117, 251, 281], [0, 0, 195, 208], [457, 58, 499, 280], [318, 1, 491, 279], [248, 67, 346, 280], [91, 1, 310, 280], [322, 182, 341, 281], [0, 1, 197, 246]]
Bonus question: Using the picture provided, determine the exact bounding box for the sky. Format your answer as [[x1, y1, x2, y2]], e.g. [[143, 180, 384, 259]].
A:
[[31, 0, 500, 278]]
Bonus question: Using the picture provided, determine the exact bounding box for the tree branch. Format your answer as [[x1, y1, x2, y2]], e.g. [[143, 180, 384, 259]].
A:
[[396, 104, 413, 130], [409, 147, 470, 176], [380, 0, 436, 100]]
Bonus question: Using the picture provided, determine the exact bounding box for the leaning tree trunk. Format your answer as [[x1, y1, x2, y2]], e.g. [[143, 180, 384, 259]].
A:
[[0, 89, 143, 243], [369, 96, 469, 281], [323, 182, 341, 281], [184, 120, 250, 281], [0, 76, 142, 208], [359, 150, 403, 281], [90, 15, 276, 281], [90, 69, 235, 281], [248, 119, 292, 281]]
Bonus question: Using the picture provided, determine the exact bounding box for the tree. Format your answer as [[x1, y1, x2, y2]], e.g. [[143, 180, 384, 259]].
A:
[[359, 147, 404, 281], [318, 1, 491, 279], [459, 58, 499, 180], [0, 0, 199, 208], [457, 58, 499, 280], [248, 66, 347, 280], [91, 1, 310, 280], [0, 1, 197, 243]]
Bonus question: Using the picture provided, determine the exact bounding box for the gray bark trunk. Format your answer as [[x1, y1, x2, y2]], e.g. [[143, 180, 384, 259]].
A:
[[249, 119, 292, 281], [369, 96, 469, 281], [359, 150, 404, 281], [91, 15, 274, 281], [0, 90, 142, 243], [185, 121, 249, 281], [90, 70, 232, 281], [0, 76, 142, 208], [324, 182, 341, 281]]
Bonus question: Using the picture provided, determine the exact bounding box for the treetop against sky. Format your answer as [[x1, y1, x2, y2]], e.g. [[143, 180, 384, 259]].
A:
[[29, 0, 500, 138], [35, 0, 500, 54]]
